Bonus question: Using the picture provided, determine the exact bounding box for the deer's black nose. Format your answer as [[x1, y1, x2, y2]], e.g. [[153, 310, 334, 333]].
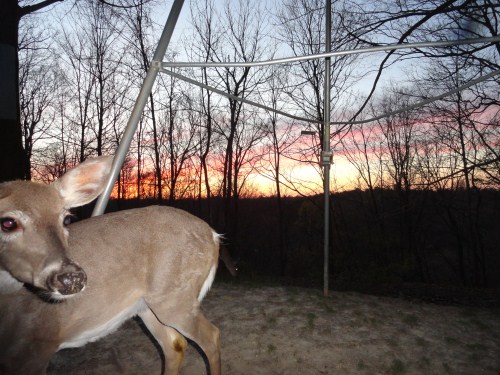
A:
[[48, 263, 87, 295]]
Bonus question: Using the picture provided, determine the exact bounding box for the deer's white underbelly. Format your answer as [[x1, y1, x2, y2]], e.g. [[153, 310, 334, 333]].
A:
[[58, 299, 147, 350]]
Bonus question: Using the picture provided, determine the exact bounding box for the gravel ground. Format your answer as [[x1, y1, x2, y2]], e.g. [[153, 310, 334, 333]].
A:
[[48, 283, 500, 375]]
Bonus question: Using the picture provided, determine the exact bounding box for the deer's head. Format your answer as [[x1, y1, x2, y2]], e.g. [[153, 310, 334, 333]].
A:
[[0, 156, 113, 297]]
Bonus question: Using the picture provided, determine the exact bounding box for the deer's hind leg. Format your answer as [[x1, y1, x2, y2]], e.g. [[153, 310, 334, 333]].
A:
[[138, 308, 188, 375], [181, 310, 221, 375], [146, 301, 221, 375], [164, 309, 221, 375]]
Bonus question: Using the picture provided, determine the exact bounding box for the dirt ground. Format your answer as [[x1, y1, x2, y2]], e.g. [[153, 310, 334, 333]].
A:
[[48, 283, 500, 375]]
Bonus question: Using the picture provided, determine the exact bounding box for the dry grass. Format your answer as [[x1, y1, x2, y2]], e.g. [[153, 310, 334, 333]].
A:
[[49, 283, 500, 375]]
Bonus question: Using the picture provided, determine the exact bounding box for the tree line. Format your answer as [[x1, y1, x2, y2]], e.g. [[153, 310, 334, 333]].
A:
[[14, 3, 500, 182], [3, 0, 499, 287]]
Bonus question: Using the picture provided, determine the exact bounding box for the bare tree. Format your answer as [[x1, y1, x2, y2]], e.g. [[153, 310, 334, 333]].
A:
[[373, 85, 420, 192], [421, 60, 490, 286], [159, 76, 199, 203], [345, 0, 500, 121], [258, 64, 297, 276], [276, 0, 361, 148], [215, 0, 269, 236], [191, 0, 271, 236], [122, 0, 164, 200], [58, 22, 96, 163], [75, 1, 127, 157], [18, 20, 60, 179], [0, 0, 153, 181], [188, 0, 224, 219]]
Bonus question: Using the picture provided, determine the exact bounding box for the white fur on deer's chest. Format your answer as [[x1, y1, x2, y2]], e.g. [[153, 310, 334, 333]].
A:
[[58, 299, 147, 350], [0, 271, 23, 294]]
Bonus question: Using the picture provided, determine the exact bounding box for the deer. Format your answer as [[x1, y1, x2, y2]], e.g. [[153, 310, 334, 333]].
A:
[[0, 156, 221, 375]]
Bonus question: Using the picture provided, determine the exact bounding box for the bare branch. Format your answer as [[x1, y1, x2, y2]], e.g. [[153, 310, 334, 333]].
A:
[[19, 0, 64, 18], [96, 0, 151, 9]]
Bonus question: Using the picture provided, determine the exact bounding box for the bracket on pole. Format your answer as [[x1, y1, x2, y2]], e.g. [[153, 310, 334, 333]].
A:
[[320, 150, 333, 166]]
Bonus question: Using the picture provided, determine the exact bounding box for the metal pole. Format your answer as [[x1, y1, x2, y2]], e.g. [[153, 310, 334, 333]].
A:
[[322, 0, 332, 297], [92, 0, 185, 216], [162, 36, 500, 68]]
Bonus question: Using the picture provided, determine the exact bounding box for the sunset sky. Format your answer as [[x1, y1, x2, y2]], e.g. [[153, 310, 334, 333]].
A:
[[250, 156, 359, 196], [147, 1, 382, 195], [32, 0, 499, 199]]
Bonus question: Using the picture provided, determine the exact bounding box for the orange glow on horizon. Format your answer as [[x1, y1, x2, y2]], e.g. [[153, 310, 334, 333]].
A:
[[109, 153, 359, 200]]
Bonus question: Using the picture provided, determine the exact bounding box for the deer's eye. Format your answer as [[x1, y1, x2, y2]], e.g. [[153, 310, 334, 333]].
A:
[[63, 215, 73, 226], [1, 218, 18, 232]]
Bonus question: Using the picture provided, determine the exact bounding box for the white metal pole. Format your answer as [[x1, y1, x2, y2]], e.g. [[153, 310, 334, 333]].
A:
[[322, 0, 332, 297], [92, 0, 185, 216]]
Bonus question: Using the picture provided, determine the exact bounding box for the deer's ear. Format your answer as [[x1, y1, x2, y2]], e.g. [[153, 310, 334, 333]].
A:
[[52, 156, 114, 208]]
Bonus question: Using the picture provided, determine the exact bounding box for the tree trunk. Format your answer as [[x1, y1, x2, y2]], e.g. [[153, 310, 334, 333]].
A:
[[0, 0, 26, 181], [149, 92, 162, 202], [200, 67, 212, 221]]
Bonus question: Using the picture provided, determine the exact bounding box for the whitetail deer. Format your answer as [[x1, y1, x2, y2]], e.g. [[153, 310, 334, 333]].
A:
[[0, 156, 221, 375]]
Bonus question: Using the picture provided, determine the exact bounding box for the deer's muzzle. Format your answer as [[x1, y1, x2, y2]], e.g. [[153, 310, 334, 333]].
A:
[[47, 262, 87, 295]]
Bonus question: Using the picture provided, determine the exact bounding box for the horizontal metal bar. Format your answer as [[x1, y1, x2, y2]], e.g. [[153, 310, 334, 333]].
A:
[[161, 67, 500, 127], [162, 35, 500, 68], [160, 68, 322, 124], [342, 68, 500, 125]]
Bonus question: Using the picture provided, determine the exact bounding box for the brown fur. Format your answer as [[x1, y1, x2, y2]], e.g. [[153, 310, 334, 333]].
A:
[[0, 157, 221, 375]]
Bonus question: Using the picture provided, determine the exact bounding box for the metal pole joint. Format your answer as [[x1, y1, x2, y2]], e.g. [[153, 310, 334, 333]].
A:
[[151, 60, 162, 70]]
